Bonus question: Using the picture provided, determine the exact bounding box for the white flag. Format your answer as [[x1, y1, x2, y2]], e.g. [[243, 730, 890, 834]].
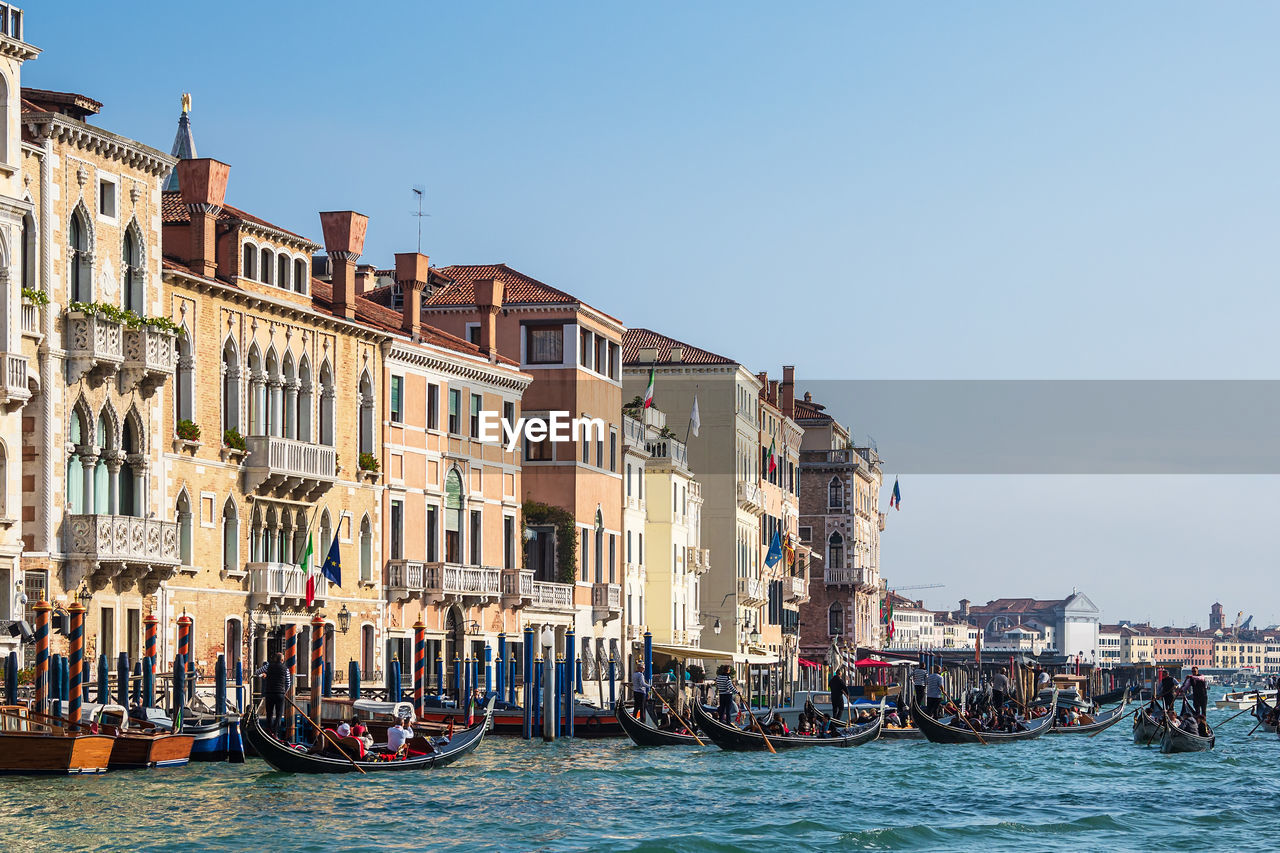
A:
[[689, 394, 701, 437]]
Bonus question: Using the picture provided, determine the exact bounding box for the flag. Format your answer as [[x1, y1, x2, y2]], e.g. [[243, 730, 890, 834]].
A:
[[297, 534, 314, 576], [766, 438, 777, 475], [783, 532, 795, 569], [689, 394, 700, 437], [643, 368, 655, 409], [882, 593, 895, 640], [889, 478, 901, 510], [322, 536, 342, 587], [765, 529, 783, 568]]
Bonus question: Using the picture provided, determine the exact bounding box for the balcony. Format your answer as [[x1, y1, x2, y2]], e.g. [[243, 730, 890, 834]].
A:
[[736, 481, 764, 514], [66, 311, 124, 383], [63, 515, 180, 589], [1, 353, 30, 405], [784, 574, 808, 602], [800, 448, 854, 466], [626, 623, 645, 641], [20, 300, 40, 340], [242, 435, 337, 500], [249, 562, 326, 607], [530, 580, 575, 613], [500, 567, 534, 607], [687, 546, 710, 576], [387, 559, 426, 602], [645, 438, 688, 469], [120, 327, 176, 396], [824, 566, 860, 587], [737, 576, 766, 606], [591, 582, 622, 623], [425, 563, 500, 605]]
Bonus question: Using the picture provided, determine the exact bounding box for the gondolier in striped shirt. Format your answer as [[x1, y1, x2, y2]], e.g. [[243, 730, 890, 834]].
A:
[[911, 665, 927, 708], [715, 665, 736, 723], [255, 653, 293, 738]]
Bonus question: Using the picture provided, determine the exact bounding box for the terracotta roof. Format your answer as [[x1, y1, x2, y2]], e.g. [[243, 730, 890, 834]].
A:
[[162, 191, 313, 244], [21, 88, 102, 119], [793, 398, 827, 419], [427, 264, 621, 323], [622, 328, 738, 366], [967, 598, 1066, 615]]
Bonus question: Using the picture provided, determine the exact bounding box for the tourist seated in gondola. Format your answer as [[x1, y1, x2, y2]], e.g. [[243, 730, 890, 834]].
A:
[[824, 718, 843, 738], [386, 717, 412, 754]]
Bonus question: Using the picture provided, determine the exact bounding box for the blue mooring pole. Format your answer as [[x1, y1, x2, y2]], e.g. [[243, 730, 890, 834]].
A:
[[608, 655, 616, 710], [565, 629, 576, 739], [5, 651, 17, 706], [116, 652, 129, 708], [496, 633, 506, 702], [215, 654, 227, 715], [234, 659, 243, 713], [644, 631, 653, 691], [484, 644, 493, 700], [508, 653, 517, 706], [522, 625, 534, 739], [533, 654, 542, 733], [97, 653, 109, 704], [555, 656, 565, 737], [463, 656, 472, 712], [349, 660, 361, 700], [453, 655, 462, 705], [435, 653, 443, 698], [172, 656, 185, 724], [144, 658, 155, 709], [391, 658, 402, 704], [131, 661, 141, 705]]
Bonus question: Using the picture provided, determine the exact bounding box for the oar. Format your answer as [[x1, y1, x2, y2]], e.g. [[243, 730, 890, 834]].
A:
[[939, 688, 987, 745], [284, 696, 366, 775], [648, 690, 705, 746], [1218, 702, 1260, 727], [737, 692, 776, 754]]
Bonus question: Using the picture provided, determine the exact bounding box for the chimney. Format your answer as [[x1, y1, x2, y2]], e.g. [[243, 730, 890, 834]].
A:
[[960, 598, 971, 618], [769, 379, 779, 407], [668, 347, 683, 363], [781, 365, 795, 418], [355, 263, 377, 296], [473, 277, 504, 358], [319, 210, 368, 320], [394, 252, 430, 339], [177, 159, 230, 278]]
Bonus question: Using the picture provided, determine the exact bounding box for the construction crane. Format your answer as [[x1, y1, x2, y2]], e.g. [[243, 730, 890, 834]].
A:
[[890, 584, 944, 592]]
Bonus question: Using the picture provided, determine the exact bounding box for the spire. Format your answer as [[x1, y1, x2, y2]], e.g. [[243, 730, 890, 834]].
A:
[[163, 93, 197, 192]]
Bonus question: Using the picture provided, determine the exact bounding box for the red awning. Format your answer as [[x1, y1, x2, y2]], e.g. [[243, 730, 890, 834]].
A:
[[797, 658, 818, 668], [854, 658, 892, 668]]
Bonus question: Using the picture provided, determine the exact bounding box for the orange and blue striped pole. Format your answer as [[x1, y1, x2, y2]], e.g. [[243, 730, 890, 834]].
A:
[[413, 618, 426, 716], [68, 602, 85, 726], [177, 612, 193, 703], [285, 624, 298, 738], [310, 614, 325, 727], [33, 599, 50, 715], [143, 612, 158, 706]]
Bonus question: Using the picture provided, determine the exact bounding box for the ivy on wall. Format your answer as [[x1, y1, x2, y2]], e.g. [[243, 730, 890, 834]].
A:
[[521, 499, 577, 585]]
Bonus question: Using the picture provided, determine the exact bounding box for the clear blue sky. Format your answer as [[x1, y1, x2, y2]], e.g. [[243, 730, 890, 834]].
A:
[[36, 2, 1280, 626]]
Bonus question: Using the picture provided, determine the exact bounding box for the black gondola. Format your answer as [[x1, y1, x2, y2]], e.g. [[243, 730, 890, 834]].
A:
[[617, 702, 705, 747], [910, 690, 1056, 745], [241, 699, 493, 774], [691, 700, 882, 750], [1251, 694, 1277, 734], [1132, 704, 1165, 745], [1160, 714, 1215, 754], [1048, 689, 1129, 735]]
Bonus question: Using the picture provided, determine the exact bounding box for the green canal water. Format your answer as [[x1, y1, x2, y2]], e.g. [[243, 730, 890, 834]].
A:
[[1, 707, 1273, 852]]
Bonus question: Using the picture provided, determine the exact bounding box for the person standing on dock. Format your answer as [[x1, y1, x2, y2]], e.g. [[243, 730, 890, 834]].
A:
[[828, 667, 848, 722], [631, 662, 650, 720], [256, 653, 292, 738], [925, 666, 945, 717], [991, 667, 1010, 710], [1181, 666, 1208, 719]]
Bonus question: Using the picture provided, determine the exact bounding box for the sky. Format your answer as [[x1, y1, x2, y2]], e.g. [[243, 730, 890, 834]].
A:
[[34, 1, 1280, 625]]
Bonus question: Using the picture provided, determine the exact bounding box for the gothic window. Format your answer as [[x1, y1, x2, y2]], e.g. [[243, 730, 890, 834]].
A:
[[297, 355, 313, 442], [122, 221, 144, 313], [222, 498, 239, 574], [222, 338, 240, 433], [241, 243, 256, 280], [828, 476, 843, 510], [69, 205, 92, 303], [828, 531, 844, 570], [319, 360, 335, 446], [176, 490, 193, 566], [828, 602, 844, 637]]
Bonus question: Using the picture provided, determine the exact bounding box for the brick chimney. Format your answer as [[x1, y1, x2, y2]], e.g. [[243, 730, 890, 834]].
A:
[[781, 365, 795, 418], [394, 252, 430, 338], [319, 211, 368, 320], [176, 159, 230, 278], [473, 277, 504, 358], [355, 263, 377, 297]]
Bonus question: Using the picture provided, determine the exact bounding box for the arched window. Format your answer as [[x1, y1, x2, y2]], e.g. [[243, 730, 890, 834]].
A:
[[828, 602, 844, 637], [318, 360, 335, 446], [626, 464, 632, 497], [359, 515, 372, 583], [277, 254, 289, 290], [0, 441, 6, 519], [358, 370, 373, 456], [444, 469, 462, 563], [69, 205, 91, 303], [175, 328, 195, 424], [249, 504, 263, 562], [294, 258, 307, 294], [361, 624, 374, 674], [21, 212, 36, 291], [120, 412, 143, 517], [828, 531, 844, 570], [246, 344, 264, 435], [94, 409, 111, 515], [176, 490, 193, 566], [319, 509, 333, 561], [265, 348, 281, 437], [297, 356, 313, 442], [222, 499, 239, 574], [222, 338, 240, 433], [260, 248, 273, 284], [828, 476, 843, 509], [281, 352, 297, 439], [67, 405, 87, 514], [241, 243, 256, 280], [292, 509, 307, 565], [122, 221, 144, 313], [225, 618, 243, 669], [0, 73, 8, 164]]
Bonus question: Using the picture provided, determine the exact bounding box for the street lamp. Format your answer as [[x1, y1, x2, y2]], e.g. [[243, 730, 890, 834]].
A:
[[712, 617, 722, 634], [268, 603, 282, 632], [748, 627, 761, 646], [76, 582, 92, 609], [337, 604, 351, 634]]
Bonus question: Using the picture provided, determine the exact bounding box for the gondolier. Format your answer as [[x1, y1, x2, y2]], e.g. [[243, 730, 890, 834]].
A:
[[1181, 667, 1208, 719], [925, 666, 945, 717], [715, 665, 736, 723], [911, 665, 927, 707], [256, 653, 292, 737], [828, 668, 847, 722], [1158, 669, 1177, 713], [992, 667, 1010, 710], [631, 663, 650, 719]]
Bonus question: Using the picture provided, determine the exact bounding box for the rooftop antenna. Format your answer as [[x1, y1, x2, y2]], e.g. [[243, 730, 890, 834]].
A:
[[411, 185, 430, 254]]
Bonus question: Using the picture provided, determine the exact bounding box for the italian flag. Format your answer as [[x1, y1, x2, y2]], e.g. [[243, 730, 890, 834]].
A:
[[766, 438, 777, 475], [299, 534, 319, 607], [642, 367, 655, 409]]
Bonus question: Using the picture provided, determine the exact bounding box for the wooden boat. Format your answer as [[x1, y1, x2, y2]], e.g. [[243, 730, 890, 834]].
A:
[[691, 700, 882, 750], [88, 703, 196, 769], [1132, 704, 1166, 745], [910, 690, 1056, 744], [0, 706, 115, 775], [1250, 693, 1277, 734], [1160, 716, 1215, 753], [617, 702, 705, 746], [241, 698, 494, 774], [1049, 689, 1129, 735], [1216, 688, 1276, 710]]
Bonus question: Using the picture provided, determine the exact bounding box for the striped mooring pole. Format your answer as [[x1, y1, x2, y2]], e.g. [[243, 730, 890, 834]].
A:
[[32, 599, 50, 715], [496, 632, 506, 702], [177, 612, 193, 702], [413, 618, 426, 716], [67, 602, 85, 726], [144, 613, 158, 707], [310, 613, 325, 728], [285, 623, 298, 737]]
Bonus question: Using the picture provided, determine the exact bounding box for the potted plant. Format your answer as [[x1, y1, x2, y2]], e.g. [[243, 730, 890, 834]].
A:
[[176, 419, 201, 442], [358, 451, 380, 473]]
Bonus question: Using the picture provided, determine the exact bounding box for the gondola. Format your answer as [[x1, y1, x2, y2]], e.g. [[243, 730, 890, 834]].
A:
[[910, 690, 1056, 745], [616, 702, 705, 746], [1160, 713, 1215, 754], [1132, 704, 1165, 745], [241, 698, 493, 774], [1049, 689, 1129, 735], [691, 699, 882, 750], [1251, 693, 1277, 734]]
